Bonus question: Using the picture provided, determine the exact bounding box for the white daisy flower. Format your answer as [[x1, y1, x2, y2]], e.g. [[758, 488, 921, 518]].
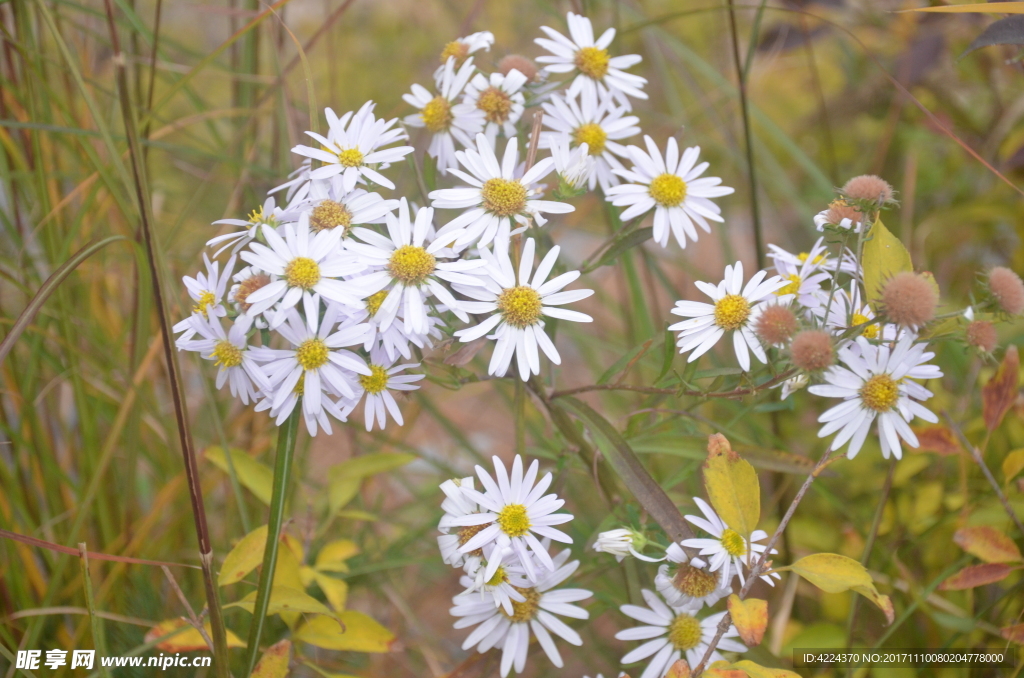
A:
[[208, 197, 294, 256], [617, 589, 746, 678], [606, 137, 734, 249], [291, 101, 413, 191], [463, 69, 528, 145], [535, 12, 647, 108], [439, 477, 484, 568], [451, 454, 574, 583], [668, 261, 788, 371], [347, 293, 444, 363], [340, 348, 424, 432], [430, 134, 574, 249], [344, 198, 485, 335], [681, 498, 779, 587], [173, 252, 235, 343], [435, 31, 494, 74], [269, 160, 312, 208], [654, 546, 731, 610], [549, 135, 596, 194], [813, 282, 897, 343], [594, 528, 664, 563], [451, 547, 591, 677], [767, 241, 834, 311], [404, 57, 485, 173], [453, 238, 594, 381], [776, 373, 809, 400], [176, 315, 270, 405], [767, 237, 858, 278], [240, 218, 365, 330], [298, 176, 398, 238], [460, 544, 534, 616], [808, 334, 942, 459], [540, 89, 640, 192], [251, 308, 371, 437]]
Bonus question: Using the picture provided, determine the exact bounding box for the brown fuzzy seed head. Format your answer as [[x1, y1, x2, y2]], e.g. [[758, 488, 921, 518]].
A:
[[842, 175, 895, 204], [754, 305, 798, 346], [966, 320, 998, 353], [498, 54, 539, 82], [824, 200, 864, 227], [790, 330, 834, 372], [881, 272, 937, 327], [989, 267, 1024, 315]]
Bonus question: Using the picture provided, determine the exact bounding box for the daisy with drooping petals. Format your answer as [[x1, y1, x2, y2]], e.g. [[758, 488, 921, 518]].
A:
[[460, 545, 533, 616], [451, 547, 591, 677], [299, 176, 398, 238], [176, 315, 270, 405], [606, 137, 733, 249], [617, 589, 746, 678], [549, 135, 595, 194], [540, 89, 640, 191], [668, 261, 788, 371], [452, 454, 574, 582], [173, 253, 236, 343], [291, 101, 413, 191], [453, 238, 593, 381], [681, 498, 779, 587], [341, 347, 424, 432], [535, 12, 648, 107], [404, 57, 485, 173], [240, 218, 365, 330], [345, 198, 485, 335], [430, 134, 574, 249], [654, 545, 732, 610], [438, 477, 483, 568], [808, 335, 942, 459], [463, 69, 528, 145], [594, 528, 664, 563], [209, 198, 294, 256]]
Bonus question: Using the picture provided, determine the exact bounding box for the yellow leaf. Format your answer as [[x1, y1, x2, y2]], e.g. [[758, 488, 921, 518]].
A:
[[143, 619, 245, 652], [336, 510, 377, 521], [226, 586, 334, 617], [953, 525, 1023, 563], [781, 553, 893, 624], [273, 544, 305, 592], [329, 476, 362, 515], [312, 572, 349, 611], [703, 434, 760, 537], [861, 217, 913, 310], [901, 2, 1024, 12], [1004, 449, 1024, 482], [252, 639, 290, 678], [315, 539, 360, 572], [729, 660, 802, 678], [293, 611, 396, 653], [727, 595, 768, 646], [983, 345, 1019, 432], [219, 525, 268, 587], [206, 446, 274, 505]]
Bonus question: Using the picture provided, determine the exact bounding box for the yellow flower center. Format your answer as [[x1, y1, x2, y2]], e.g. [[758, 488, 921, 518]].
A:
[[293, 373, 305, 396], [776, 273, 802, 297], [476, 86, 513, 124], [720, 528, 747, 557], [497, 286, 543, 328], [485, 565, 507, 587], [572, 122, 607, 156], [797, 252, 825, 265], [501, 586, 541, 623], [481, 178, 528, 217], [193, 290, 217, 318], [672, 563, 720, 599], [359, 364, 389, 394], [365, 290, 388, 317], [648, 173, 688, 208], [285, 257, 320, 290], [388, 245, 437, 286], [234, 273, 270, 311], [212, 340, 243, 368], [440, 40, 469, 64], [667, 613, 703, 651], [497, 503, 531, 537], [421, 96, 453, 133], [458, 521, 487, 557], [335, 147, 364, 168], [295, 338, 329, 371], [859, 374, 899, 412], [247, 205, 277, 226], [713, 294, 751, 331], [574, 46, 610, 79], [310, 199, 353, 234], [852, 312, 878, 340]]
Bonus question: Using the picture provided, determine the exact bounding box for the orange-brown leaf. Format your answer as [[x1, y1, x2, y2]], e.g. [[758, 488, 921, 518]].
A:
[[252, 639, 290, 678], [911, 426, 962, 456], [939, 563, 1013, 590], [953, 526, 1023, 563], [1001, 623, 1024, 644], [728, 595, 768, 646], [983, 345, 1019, 431], [667, 660, 691, 678]]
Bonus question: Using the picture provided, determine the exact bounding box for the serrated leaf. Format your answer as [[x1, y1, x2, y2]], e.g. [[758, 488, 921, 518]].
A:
[[252, 639, 290, 678], [227, 586, 333, 617], [953, 525, 1023, 563], [939, 563, 1014, 590], [728, 596, 767, 646], [596, 227, 653, 268], [219, 525, 268, 586], [143, 619, 245, 652], [781, 553, 893, 623], [982, 345, 1019, 431], [293, 611, 396, 652], [703, 434, 760, 537], [315, 539, 360, 572], [862, 217, 913, 309], [206, 446, 274, 505]]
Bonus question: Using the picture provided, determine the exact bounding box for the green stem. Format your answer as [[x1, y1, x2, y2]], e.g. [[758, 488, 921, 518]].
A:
[[78, 544, 110, 678], [243, 408, 300, 676]]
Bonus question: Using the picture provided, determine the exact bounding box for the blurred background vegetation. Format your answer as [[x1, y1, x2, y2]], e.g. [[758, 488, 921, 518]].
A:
[[1, 0, 1023, 676]]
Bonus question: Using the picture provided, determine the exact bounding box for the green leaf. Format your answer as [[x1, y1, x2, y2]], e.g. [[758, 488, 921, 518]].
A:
[[597, 338, 654, 385], [328, 476, 362, 515], [703, 434, 760, 537], [596, 227, 653, 269], [219, 525, 268, 586], [206, 446, 274, 505], [330, 452, 416, 480], [861, 217, 913, 309], [293, 611, 396, 652]]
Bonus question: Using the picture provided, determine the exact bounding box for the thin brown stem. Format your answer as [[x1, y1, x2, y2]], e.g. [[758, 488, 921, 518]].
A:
[[550, 368, 797, 399]]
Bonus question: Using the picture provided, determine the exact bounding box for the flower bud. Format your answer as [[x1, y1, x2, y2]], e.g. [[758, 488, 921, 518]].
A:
[[842, 174, 895, 204], [790, 330, 834, 372], [989, 266, 1024, 315], [754, 304, 798, 347], [881, 271, 938, 328]]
